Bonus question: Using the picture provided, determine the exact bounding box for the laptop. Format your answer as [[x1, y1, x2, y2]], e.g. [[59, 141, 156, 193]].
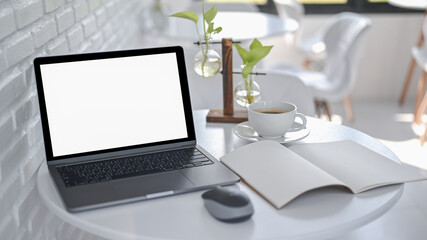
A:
[[34, 46, 240, 212]]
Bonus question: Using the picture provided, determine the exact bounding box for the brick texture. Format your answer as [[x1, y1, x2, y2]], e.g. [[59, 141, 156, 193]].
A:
[[0, 0, 144, 239], [73, 1, 89, 21], [56, 7, 75, 33], [44, 0, 64, 13], [0, 8, 16, 40], [82, 15, 97, 38], [0, 50, 6, 73], [32, 19, 58, 48], [5, 33, 34, 67], [15, 0, 43, 29], [67, 25, 84, 50]]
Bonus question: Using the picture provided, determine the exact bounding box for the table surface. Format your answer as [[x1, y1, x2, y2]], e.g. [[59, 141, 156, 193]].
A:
[[162, 11, 299, 41], [37, 110, 403, 240]]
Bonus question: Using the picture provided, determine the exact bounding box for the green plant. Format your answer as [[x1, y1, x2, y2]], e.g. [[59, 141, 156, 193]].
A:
[[234, 38, 273, 104], [170, 0, 222, 76]]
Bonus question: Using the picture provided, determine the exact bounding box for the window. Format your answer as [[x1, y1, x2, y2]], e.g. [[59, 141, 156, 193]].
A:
[[299, 0, 425, 14], [206, 0, 425, 14]]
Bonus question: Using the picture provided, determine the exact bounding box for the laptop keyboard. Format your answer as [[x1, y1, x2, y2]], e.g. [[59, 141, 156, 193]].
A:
[[57, 148, 213, 188]]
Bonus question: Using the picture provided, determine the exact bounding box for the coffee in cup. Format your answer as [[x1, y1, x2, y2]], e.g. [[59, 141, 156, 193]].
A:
[[248, 101, 307, 138]]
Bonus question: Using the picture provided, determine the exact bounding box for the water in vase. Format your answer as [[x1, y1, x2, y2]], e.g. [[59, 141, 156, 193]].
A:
[[235, 89, 261, 108], [193, 55, 221, 77]]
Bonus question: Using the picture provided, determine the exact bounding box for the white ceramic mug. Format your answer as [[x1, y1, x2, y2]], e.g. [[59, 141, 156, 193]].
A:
[[248, 101, 307, 138]]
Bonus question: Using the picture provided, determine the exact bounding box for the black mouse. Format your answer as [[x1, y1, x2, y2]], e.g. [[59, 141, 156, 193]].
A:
[[201, 187, 254, 223]]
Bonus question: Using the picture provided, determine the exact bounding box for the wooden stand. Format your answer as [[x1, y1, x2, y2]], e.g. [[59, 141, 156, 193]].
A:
[[206, 38, 248, 123]]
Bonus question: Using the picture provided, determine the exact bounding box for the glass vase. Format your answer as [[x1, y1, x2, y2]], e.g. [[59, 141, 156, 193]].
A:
[[234, 66, 261, 108], [193, 36, 221, 78]]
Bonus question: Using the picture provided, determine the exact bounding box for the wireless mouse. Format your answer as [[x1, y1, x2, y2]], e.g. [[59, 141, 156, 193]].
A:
[[201, 187, 254, 223]]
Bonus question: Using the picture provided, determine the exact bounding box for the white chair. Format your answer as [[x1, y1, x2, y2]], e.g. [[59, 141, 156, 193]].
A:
[[256, 71, 315, 117], [410, 16, 427, 122], [272, 0, 305, 69], [265, 12, 372, 121], [415, 90, 427, 145], [411, 16, 427, 145], [273, 0, 304, 24], [297, 12, 358, 70]]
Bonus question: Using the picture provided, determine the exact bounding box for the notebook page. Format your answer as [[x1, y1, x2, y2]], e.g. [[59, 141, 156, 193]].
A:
[[289, 140, 427, 193], [221, 141, 345, 209]]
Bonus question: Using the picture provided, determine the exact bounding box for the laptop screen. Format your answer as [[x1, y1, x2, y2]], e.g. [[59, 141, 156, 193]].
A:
[[34, 47, 196, 161]]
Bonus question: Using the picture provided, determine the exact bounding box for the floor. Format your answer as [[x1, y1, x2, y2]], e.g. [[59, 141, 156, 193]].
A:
[[324, 99, 427, 240]]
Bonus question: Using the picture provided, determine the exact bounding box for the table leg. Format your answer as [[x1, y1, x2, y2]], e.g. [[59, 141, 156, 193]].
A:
[[415, 71, 427, 124], [399, 11, 426, 105], [323, 101, 332, 121], [416, 89, 427, 145], [344, 95, 355, 122], [421, 125, 427, 146], [399, 57, 418, 105]]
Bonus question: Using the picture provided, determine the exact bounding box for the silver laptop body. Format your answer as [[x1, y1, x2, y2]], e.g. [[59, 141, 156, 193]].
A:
[[34, 46, 239, 212]]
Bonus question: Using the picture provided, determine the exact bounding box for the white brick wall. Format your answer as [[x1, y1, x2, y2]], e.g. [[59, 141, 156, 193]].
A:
[[5, 33, 35, 67], [0, 0, 146, 239], [15, 0, 44, 29], [56, 8, 75, 33], [73, 1, 89, 21], [44, 0, 64, 13], [67, 25, 84, 50], [0, 8, 16, 40], [33, 18, 58, 48]]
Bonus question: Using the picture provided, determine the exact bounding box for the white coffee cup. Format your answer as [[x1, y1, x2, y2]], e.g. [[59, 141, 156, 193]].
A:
[[248, 101, 307, 138]]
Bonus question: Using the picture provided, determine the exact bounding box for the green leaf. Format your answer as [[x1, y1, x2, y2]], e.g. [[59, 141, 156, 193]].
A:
[[204, 6, 218, 24], [170, 11, 199, 24], [242, 63, 254, 80], [249, 38, 262, 50], [208, 24, 222, 34], [247, 45, 273, 66], [233, 43, 249, 65], [207, 22, 214, 34], [213, 26, 222, 34]]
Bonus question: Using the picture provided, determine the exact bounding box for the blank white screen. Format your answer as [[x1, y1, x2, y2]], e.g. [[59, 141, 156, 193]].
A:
[[40, 53, 188, 157]]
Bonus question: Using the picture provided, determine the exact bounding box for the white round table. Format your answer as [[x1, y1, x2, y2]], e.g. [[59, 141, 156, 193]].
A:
[[37, 110, 402, 240], [388, 0, 427, 9], [162, 11, 299, 41]]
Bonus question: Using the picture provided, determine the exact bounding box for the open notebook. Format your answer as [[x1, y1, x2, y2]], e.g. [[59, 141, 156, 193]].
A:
[[221, 140, 427, 209]]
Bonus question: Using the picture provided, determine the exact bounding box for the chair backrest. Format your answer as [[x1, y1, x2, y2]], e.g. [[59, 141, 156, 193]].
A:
[[273, 0, 304, 23], [273, 0, 304, 46], [256, 71, 315, 116], [322, 12, 372, 101]]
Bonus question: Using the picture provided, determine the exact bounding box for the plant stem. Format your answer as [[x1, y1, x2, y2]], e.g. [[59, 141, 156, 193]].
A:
[[195, 24, 204, 53], [202, 38, 208, 77], [202, 0, 207, 41], [244, 75, 255, 104], [194, 24, 207, 77], [242, 65, 255, 104], [201, 0, 208, 77]]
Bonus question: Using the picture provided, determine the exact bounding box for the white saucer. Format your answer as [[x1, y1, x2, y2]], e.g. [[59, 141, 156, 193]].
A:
[[233, 121, 310, 144]]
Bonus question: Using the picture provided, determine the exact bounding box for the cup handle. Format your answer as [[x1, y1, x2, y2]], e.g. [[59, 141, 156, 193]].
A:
[[288, 113, 307, 132]]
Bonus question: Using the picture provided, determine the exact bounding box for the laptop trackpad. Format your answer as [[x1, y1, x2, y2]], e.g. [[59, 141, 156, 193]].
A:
[[111, 171, 194, 198]]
